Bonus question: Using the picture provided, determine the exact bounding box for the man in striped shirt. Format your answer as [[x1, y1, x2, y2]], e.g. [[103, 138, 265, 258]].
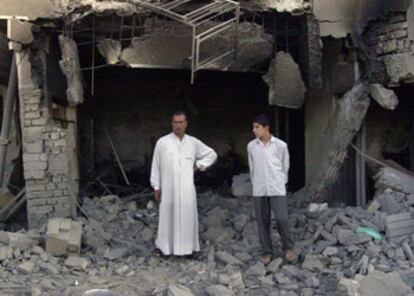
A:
[[247, 114, 296, 264]]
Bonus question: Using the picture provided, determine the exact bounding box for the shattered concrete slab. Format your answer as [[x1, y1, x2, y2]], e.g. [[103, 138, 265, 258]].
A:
[[369, 84, 399, 110], [120, 20, 273, 72], [263, 51, 306, 109], [59, 35, 84, 106]]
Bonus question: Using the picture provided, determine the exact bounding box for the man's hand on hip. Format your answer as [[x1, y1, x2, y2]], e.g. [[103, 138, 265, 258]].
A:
[[154, 190, 161, 203]]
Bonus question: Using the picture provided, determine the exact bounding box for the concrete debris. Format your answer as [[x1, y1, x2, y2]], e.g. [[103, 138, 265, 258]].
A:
[[357, 270, 412, 296], [369, 84, 399, 110], [205, 285, 235, 296], [64, 256, 89, 270], [97, 39, 122, 65], [17, 261, 34, 274], [58, 35, 84, 106], [231, 173, 252, 197], [245, 261, 266, 277], [374, 167, 414, 195], [103, 247, 130, 261], [46, 218, 82, 256], [385, 212, 414, 241], [1, 191, 414, 294], [263, 51, 306, 109], [165, 284, 194, 296]]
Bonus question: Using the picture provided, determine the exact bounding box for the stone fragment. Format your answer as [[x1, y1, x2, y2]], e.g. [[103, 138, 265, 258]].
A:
[[215, 251, 244, 266], [267, 257, 284, 273], [338, 230, 371, 245], [369, 84, 398, 110], [103, 248, 130, 260], [205, 285, 235, 296], [245, 261, 266, 277], [17, 261, 35, 274], [64, 256, 89, 271]]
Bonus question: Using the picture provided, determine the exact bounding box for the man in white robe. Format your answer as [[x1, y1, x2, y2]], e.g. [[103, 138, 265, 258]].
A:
[[150, 111, 217, 256]]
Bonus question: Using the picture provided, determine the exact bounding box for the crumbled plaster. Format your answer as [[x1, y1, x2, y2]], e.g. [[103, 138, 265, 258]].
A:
[[262, 51, 306, 109]]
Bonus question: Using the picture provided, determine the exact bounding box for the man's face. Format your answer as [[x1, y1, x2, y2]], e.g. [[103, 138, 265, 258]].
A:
[[172, 114, 188, 135], [252, 122, 268, 138]]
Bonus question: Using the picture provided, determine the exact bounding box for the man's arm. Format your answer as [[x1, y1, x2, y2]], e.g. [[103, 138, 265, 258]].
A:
[[247, 144, 254, 181], [282, 143, 290, 184], [150, 141, 162, 202], [195, 140, 217, 171]]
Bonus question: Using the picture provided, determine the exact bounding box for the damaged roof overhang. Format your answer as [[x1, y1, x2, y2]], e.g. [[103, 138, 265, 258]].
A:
[[314, 0, 413, 38]]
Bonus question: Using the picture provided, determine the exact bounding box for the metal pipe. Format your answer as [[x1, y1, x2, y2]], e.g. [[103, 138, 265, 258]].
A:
[[0, 53, 17, 187]]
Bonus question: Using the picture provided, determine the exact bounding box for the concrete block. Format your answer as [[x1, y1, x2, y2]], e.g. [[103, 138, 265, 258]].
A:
[[338, 229, 372, 245], [64, 256, 89, 270], [17, 261, 35, 274], [46, 218, 82, 256]]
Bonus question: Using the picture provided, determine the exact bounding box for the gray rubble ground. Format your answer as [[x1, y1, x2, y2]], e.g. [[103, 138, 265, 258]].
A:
[[1, 188, 414, 295]]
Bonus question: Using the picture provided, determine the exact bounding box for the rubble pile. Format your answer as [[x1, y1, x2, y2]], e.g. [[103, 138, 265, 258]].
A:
[[0, 188, 414, 295]]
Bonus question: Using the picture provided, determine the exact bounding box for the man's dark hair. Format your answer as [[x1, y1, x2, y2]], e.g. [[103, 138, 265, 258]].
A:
[[172, 110, 187, 120], [253, 114, 270, 127]]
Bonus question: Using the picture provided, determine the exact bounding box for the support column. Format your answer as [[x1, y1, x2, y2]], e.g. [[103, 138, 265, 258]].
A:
[[16, 45, 77, 228], [355, 122, 367, 207]]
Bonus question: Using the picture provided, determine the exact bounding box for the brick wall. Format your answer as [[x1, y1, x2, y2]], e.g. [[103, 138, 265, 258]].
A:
[[16, 43, 77, 229], [364, 13, 414, 85]]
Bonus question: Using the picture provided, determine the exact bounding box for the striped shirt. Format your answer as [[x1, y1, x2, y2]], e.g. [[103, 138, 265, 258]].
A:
[[247, 136, 290, 197]]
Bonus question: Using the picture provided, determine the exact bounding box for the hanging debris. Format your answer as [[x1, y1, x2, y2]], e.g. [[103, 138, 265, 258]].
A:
[[263, 51, 306, 109], [97, 39, 122, 65], [58, 35, 84, 106]]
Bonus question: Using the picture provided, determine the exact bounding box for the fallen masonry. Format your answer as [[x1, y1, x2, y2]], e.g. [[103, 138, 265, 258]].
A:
[[0, 190, 413, 295]]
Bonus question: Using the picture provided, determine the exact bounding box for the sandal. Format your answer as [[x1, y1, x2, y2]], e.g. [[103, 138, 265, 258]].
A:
[[284, 249, 297, 264], [260, 254, 273, 265], [152, 248, 163, 258], [185, 252, 203, 260]]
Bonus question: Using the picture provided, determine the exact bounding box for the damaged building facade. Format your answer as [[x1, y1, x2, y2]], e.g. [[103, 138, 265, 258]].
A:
[[0, 0, 412, 231]]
